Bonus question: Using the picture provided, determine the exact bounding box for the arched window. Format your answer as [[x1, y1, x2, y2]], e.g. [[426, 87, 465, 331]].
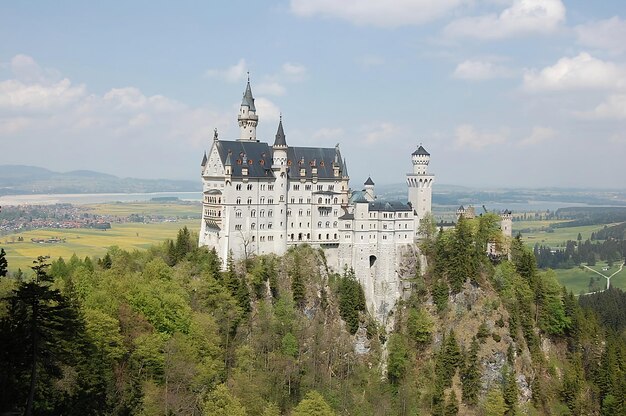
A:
[[251, 209, 256, 217], [236, 197, 241, 205], [318, 197, 322, 204], [260, 210, 265, 217], [251, 223, 256, 230], [268, 210, 273, 217], [317, 221, 322, 228], [325, 221, 330, 228], [333, 221, 337, 227], [247, 197, 252, 204]]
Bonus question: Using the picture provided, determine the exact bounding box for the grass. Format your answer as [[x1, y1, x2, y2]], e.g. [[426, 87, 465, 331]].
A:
[[519, 224, 608, 248], [2, 219, 199, 273], [553, 261, 626, 295], [85, 202, 201, 218]]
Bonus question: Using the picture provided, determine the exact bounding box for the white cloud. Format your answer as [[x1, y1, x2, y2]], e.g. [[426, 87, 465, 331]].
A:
[[205, 59, 247, 83], [281, 63, 307, 81], [523, 53, 626, 92], [254, 97, 281, 122], [453, 60, 514, 80], [364, 122, 400, 144], [290, 0, 466, 28], [0, 78, 85, 111], [256, 82, 286, 96], [444, 0, 565, 40], [577, 94, 626, 120], [518, 126, 556, 146], [0, 55, 232, 178], [576, 16, 626, 55], [454, 124, 507, 149]]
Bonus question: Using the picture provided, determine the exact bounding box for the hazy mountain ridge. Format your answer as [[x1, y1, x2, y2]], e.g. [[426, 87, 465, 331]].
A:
[[0, 165, 200, 195]]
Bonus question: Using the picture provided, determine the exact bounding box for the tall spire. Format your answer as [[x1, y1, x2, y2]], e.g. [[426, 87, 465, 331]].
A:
[[273, 114, 287, 147], [343, 157, 349, 177], [241, 78, 256, 111], [238, 76, 259, 141]]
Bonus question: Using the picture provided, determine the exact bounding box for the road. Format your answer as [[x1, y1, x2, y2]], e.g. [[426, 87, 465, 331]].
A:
[[579, 263, 624, 295]]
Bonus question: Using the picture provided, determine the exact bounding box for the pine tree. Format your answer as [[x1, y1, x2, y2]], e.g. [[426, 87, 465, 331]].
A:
[[502, 366, 518, 416], [444, 391, 459, 416], [291, 255, 306, 309], [0, 248, 7, 277], [462, 338, 481, 405]]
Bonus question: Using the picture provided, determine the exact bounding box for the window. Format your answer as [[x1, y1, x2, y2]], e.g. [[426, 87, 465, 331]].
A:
[[268, 184, 274, 191], [260, 197, 265, 204], [247, 197, 252, 204], [307, 210, 311, 216], [298, 209, 303, 216], [287, 210, 292, 217], [299, 198, 303, 203], [329, 185, 334, 191], [279, 196, 284, 202], [268, 198, 274, 204], [305, 185, 311, 191], [251, 210, 256, 217], [318, 197, 322, 204], [235, 224, 242, 230], [333, 198, 338, 204], [236, 197, 241, 205], [261, 184, 266, 191], [260, 210, 265, 217], [268, 222, 273, 229], [252, 236, 255, 242], [251, 223, 256, 229], [317, 185, 323, 191], [325, 221, 330, 228], [293, 184, 300, 191], [260, 224, 265, 229], [235, 210, 242, 218], [247, 184, 253, 190], [236, 184, 242, 190], [333, 221, 337, 227], [291, 198, 295, 204], [317, 221, 322, 228], [268, 210, 273, 217]]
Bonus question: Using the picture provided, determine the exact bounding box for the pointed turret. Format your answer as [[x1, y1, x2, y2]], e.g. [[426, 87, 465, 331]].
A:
[[237, 76, 259, 141], [364, 177, 375, 201], [343, 158, 349, 178], [201, 151, 207, 167], [241, 80, 256, 111], [272, 117, 288, 170], [273, 116, 287, 148]]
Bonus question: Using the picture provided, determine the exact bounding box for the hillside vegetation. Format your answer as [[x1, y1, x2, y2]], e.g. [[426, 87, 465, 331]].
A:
[[0, 221, 625, 415]]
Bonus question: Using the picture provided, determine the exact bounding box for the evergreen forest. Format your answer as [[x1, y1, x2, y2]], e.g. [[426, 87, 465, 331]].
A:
[[1, 220, 625, 415]]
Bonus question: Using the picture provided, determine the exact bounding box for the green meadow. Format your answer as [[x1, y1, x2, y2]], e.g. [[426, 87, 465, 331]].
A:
[[2, 219, 199, 273], [85, 202, 201, 217], [515, 222, 609, 248], [553, 262, 626, 295]]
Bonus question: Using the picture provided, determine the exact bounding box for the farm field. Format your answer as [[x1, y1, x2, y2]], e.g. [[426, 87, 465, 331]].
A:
[[85, 202, 201, 217], [553, 262, 626, 295], [518, 223, 609, 248], [2, 219, 199, 273]]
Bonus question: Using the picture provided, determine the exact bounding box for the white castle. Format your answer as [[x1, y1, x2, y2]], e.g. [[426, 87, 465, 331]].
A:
[[199, 80, 508, 322]]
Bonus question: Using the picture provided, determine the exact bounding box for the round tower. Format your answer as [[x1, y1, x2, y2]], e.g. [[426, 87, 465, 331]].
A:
[[412, 145, 430, 175], [407, 145, 434, 239], [500, 209, 512, 238], [237, 77, 259, 141]]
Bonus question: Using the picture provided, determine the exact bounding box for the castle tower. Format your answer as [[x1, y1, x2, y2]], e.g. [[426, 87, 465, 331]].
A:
[[272, 117, 289, 255], [407, 145, 434, 238], [364, 177, 375, 201], [500, 209, 512, 238], [237, 78, 259, 141]]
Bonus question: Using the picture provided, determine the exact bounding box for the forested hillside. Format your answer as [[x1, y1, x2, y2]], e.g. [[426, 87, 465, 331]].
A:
[[0, 222, 625, 415]]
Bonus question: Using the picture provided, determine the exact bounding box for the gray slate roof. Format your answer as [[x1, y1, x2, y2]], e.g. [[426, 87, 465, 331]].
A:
[[364, 176, 375, 186], [412, 145, 430, 156], [368, 200, 412, 212], [213, 140, 345, 179], [201, 151, 207, 166]]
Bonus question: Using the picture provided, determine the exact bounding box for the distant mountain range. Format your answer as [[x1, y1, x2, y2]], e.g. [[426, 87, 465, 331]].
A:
[[0, 165, 199, 195]]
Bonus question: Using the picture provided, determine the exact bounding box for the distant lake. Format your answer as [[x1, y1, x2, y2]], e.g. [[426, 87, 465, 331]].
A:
[[0, 192, 201, 206]]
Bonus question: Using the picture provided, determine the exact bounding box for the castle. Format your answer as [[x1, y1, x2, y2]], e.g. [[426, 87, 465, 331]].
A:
[[199, 80, 508, 322]]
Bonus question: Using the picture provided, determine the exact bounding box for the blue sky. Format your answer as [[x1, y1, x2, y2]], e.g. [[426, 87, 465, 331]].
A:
[[1, 0, 625, 188]]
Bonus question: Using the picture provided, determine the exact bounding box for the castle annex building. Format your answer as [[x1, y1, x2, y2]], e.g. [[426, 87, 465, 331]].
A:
[[199, 81, 435, 321]]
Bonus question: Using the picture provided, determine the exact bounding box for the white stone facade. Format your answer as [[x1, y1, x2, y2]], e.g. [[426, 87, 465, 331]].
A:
[[199, 81, 435, 324]]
